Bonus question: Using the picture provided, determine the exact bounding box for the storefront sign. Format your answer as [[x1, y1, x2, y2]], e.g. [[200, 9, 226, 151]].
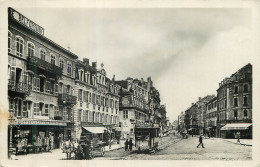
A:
[[18, 120, 67, 126], [9, 8, 44, 36]]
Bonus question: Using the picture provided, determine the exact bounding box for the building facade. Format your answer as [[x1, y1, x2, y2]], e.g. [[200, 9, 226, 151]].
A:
[[8, 7, 77, 154], [205, 97, 217, 137], [116, 78, 150, 139], [73, 60, 120, 141], [217, 64, 252, 139]]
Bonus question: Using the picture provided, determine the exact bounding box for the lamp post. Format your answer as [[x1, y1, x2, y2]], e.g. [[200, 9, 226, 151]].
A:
[[8, 115, 15, 148]]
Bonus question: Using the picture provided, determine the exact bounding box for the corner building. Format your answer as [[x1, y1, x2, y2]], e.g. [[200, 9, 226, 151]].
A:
[[8, 7, 77, 154], [217, 64, 252, 139]]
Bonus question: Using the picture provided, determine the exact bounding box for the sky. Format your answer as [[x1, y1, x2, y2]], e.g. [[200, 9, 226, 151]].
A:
[[16, 8, 254, 123]]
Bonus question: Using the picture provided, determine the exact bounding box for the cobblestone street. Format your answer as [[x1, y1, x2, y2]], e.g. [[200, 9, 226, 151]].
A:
[[122, 136, 252, 160], [14, 135, 251, 160]]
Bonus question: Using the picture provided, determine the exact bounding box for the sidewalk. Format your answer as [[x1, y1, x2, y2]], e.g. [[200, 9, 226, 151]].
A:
[[201, 136, 252, 146]]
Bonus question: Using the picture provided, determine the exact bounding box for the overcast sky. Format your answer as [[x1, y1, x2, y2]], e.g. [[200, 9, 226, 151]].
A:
[[17, 8, 254, 122]]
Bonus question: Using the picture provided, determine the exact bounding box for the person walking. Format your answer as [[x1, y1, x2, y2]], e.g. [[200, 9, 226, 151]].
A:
[[129, 138, 133, 151], [125, 139, 129, 151], [236, 131, 241, 144], [197, 135, 205, 148]]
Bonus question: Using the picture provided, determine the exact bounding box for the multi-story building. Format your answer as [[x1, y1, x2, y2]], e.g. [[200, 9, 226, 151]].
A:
[[217, 64, 252, 139], [178, 112, 185, 131], [116, 78, 150, 139], [8, 7, 77, 153], [183, 95, 215, 135], [205, 97, 217, 137], [74, 60, 120, 141]]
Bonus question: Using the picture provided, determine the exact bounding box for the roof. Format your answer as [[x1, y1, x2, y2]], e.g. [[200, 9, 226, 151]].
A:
[[9, 8, 78, 60]]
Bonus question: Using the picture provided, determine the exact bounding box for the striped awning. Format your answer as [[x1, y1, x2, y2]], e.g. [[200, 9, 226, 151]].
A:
[[221, 123, 252, 131]]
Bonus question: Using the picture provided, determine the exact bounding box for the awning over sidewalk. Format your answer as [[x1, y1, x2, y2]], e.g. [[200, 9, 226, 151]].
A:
[[220, 123, 252, 131], [82, 126, 106, 133]]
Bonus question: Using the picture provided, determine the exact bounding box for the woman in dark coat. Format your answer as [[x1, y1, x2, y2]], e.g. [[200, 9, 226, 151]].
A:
[[125, 139, 129, 151], [129, 138, 133, 151]]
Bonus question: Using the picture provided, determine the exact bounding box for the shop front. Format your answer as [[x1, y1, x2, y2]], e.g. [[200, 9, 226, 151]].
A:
[[8, 119, 70, 155], [220, 123, 252, 139]]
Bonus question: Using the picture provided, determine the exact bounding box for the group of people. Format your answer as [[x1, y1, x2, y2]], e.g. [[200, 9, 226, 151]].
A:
[[34, 135, 54, 152], [124, 138, 133, 151], [62, 139, 94, 160]]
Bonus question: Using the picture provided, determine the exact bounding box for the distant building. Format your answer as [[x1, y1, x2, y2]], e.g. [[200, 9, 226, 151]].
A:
[[205, 97, 218, 137], [116, 78, 150, 139], [217, 64, 252, 139]]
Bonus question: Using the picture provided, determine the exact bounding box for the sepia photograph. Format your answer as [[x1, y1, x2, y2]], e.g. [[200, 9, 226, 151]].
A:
[[0, 0, 260, 166]]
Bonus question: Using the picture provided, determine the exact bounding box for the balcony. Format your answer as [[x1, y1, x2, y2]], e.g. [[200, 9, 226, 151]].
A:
[[8, 79, 31, 95], [58, 93, 77, 105], [27, 56, 62, 76]]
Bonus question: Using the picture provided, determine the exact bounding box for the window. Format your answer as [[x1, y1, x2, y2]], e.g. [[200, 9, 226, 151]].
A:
[[27, 42, 35, 57], [39, 76, 45, 92], [33, 103, 40, 116], [43, 104, 49, 117], [60, 58, 64, 70], [244, 110, 248, 119], [234, 86, 238, 94], [8, 31, 12, 53], [234, 110, 238, 120], [234, 98, 238, 107], [92, 94, 96, 104], [89, 92, 92, 103], [22, 101, 28, 118], [243, 96, 248, 106], [33, 77, 40, 91], [244, 84, 248, 93], [63, 108, 68, 120], [40, 49, 46, 60], [123, 110, 128, 118], [78, 89, 83, 101], [67, 62, 72, 76], [51, 54, 56, 65], [15, 36, 24, 56]]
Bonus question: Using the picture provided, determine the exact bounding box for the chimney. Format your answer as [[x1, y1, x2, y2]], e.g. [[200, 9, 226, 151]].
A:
[[92, 62, 97, 68], [83, 58, 89, 66], [199, 97, 201, 101]]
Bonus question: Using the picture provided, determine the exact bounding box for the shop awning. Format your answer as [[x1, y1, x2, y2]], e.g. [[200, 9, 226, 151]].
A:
[[82, 126, 105, 133], [221, 123, 252, 131]]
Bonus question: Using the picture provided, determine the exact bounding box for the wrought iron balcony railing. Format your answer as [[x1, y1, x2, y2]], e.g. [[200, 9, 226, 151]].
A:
[[58, 93, 77, 105], [8, 79, 31, 95], [27, 56, 62, 76]]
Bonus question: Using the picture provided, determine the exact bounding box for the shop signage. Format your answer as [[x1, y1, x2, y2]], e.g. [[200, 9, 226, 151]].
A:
[[9, 8, 44, 36], [19, 120, 67, 126]]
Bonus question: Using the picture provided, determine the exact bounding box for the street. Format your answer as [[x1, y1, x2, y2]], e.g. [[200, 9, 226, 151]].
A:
[[13, 134, 251, 160], [95, 135, 252, 160]]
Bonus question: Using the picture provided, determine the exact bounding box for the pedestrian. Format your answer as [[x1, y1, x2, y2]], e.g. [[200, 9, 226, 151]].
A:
[[125, 139, 129, 151], [197, 135, 205, 148], [63, 139, 72, 160], [129, 138, 133, 151], [236, 131, 241, 144]]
